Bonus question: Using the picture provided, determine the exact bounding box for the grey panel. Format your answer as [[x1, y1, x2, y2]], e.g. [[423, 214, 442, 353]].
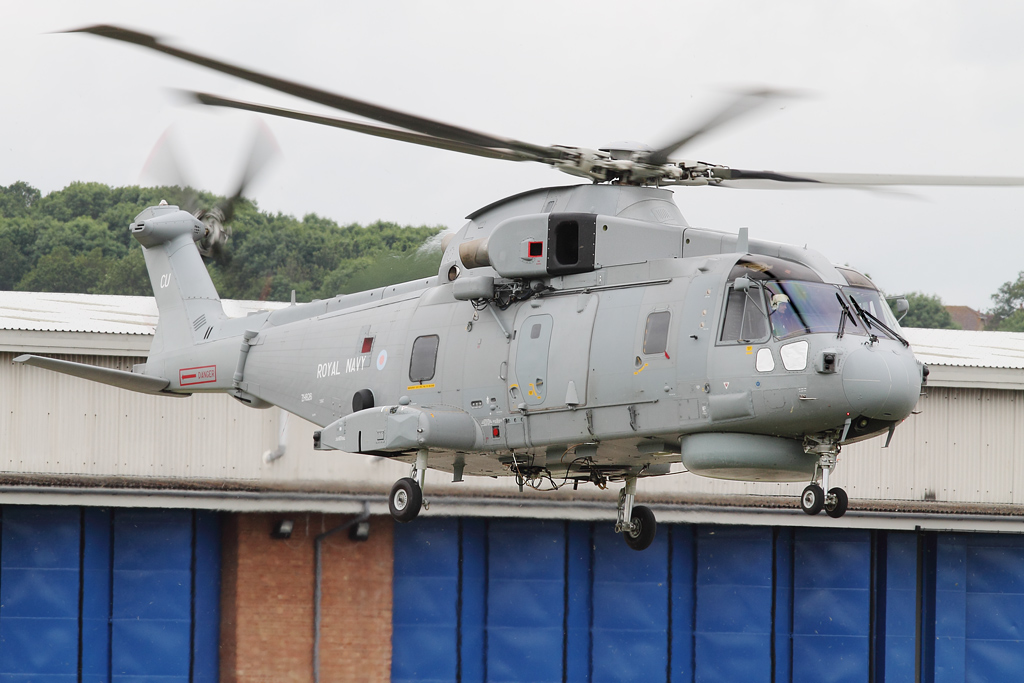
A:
[[513, 315, 552, 406], [708, 392, 755, 422], [588, 289, 644, 404]]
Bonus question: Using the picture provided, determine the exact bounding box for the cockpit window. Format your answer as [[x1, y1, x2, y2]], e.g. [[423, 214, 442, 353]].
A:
[[765, 281, 845, 340], [724, 256, 903, 343], [844, 287, 902, 338], [720, 283, 769, 343], [729, 256, 822, 284], [836, 267, 877, 289]]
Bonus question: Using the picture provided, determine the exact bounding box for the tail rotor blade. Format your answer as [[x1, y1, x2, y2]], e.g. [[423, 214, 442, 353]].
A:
[[218, 121, 280, 223], [139, 127, 199, 212]]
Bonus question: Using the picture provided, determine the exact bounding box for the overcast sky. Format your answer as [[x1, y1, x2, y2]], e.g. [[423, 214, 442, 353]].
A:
[[4, 2, 1023, 309]]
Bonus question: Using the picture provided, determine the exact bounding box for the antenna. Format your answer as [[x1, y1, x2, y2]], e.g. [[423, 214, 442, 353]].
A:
[[738, 227, 749, 253]]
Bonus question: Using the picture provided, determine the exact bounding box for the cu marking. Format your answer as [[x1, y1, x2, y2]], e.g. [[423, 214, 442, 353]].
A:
[[159, 273, 172, 289]]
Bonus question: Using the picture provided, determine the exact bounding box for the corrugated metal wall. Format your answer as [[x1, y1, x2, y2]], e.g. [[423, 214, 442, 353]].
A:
[[393, 519, 1024, 683], [0, 505, 220, 682], [5, 351, 1024, 507]]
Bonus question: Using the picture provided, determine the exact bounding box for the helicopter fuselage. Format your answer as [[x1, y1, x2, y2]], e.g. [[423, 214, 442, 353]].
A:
[[135, 184, 924, 487]]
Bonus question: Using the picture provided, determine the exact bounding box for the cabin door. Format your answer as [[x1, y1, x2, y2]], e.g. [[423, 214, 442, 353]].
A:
[[507, 294, 598, 411]]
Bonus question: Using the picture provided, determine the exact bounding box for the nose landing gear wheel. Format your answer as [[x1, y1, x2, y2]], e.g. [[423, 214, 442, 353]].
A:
[[389, 477, 423, 523], [623, 505, 657, 551], [825, 487, 849, 518], [800, 484, 824, 515]]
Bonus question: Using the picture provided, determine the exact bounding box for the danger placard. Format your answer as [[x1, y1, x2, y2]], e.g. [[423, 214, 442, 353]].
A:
[[179, 365, 217, 386]]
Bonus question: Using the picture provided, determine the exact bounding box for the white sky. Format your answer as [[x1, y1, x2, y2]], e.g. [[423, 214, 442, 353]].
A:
[[4, 1, 1024, 309]]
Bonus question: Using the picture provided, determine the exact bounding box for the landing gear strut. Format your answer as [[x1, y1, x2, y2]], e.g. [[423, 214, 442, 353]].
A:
[[389, 449, 428, 523], [615, 476, 656, 551], [799, 444, 848, 518]]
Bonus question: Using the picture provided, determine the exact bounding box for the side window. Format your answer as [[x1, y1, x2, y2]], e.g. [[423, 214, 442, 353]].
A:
[[643, 311, 671, 355], [409, 335, 439, 382], [720, 284, 769, 343]]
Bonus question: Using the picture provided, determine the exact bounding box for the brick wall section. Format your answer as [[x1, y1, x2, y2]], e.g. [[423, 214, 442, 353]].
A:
[[319, 514, 394, 681], [220, 513, 394, 683]]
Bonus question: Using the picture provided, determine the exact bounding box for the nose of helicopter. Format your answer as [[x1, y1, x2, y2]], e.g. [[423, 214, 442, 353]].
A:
[[842, 346, 922, 420]]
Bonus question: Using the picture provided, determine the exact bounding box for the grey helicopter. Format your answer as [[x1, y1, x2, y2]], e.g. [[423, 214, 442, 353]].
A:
[[15, 25, 1024, 551]]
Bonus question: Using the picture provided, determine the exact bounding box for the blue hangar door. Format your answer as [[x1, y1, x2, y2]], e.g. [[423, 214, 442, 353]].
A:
[[0, 505, 220, 682], [393, 519, 1024, 683]]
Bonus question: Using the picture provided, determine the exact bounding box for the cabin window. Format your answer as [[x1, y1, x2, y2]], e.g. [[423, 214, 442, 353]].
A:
[[409, 335, 439, 382], [720, 283, 769, 343], [643, 311, 672, 355]]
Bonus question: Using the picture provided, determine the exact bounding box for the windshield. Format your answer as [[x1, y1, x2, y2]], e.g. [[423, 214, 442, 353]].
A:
[[844, 287, 902, 339], [765, 280, 845, 341]]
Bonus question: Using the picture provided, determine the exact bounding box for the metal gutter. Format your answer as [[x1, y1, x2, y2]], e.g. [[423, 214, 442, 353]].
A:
[[0, 486, 1021, 533]]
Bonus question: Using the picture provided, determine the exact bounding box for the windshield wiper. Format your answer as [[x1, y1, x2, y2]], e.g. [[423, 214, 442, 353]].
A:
[[835, 292, 859, 339], [848, 295, 909, 347]]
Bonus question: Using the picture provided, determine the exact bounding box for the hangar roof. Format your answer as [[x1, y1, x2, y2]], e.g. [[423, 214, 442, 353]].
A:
[[0, 291, 285, 355], [902, 327, 1024, 390], [904, 327, 1024, 369], [0, 291, 282, 335]]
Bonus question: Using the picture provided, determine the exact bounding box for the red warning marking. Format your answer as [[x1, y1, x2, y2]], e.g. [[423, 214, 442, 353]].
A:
[[665, 351, 671, 359], [179, 365, 217, 386]]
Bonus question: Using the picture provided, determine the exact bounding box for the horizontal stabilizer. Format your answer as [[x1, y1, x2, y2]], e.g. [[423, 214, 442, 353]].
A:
[[13, 355, 185, 397]]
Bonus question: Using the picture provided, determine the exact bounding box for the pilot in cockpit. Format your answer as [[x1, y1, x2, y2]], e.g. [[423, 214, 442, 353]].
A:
[[770, 293, 801, 339]]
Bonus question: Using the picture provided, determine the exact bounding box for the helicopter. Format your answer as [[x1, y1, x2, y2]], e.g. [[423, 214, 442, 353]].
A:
[[15, 25, 1024, 551]]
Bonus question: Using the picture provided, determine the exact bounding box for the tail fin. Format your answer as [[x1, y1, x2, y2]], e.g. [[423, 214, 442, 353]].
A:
[[131, 204, 226, 355]]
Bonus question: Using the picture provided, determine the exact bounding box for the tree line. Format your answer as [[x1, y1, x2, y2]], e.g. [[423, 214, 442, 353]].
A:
[[0, 180, 444, 302]]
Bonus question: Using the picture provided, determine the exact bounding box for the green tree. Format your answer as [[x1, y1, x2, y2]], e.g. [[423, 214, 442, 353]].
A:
[[0, 181, 41, 217], [33, 216, 127, 259], [0, 217, 38, 288], [94, 246, 152, 296], [0, 179, 443, 300], [996, 309, 1024, 332], [16, 246, 110, 293], [35, 181, 115, 222], [989, 271, 1024, 329], [893, 292, 958, 329], [0, 235, 29, 289]]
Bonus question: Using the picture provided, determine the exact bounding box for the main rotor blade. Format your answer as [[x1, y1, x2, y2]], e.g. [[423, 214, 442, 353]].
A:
[[647, 89, 791, 166], [187, 92, 533, 163], [710, 167, 1024, 188], [70, 25, 559, 159]]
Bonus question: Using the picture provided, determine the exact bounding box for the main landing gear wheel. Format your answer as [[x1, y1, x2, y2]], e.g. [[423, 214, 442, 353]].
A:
[[389, 477, 422, 523], [825, 487, 849, 518], [623, 505, 657, 551], [800, 484, 824, 515]]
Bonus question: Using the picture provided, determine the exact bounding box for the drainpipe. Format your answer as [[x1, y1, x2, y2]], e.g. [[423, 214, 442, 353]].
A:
[[313, 502, 370, 683]]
